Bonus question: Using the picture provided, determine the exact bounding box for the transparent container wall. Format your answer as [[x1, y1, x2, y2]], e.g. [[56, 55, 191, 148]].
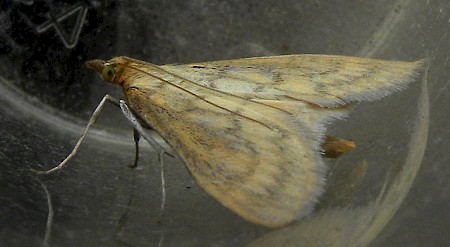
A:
[[0, 1, 448, 246]]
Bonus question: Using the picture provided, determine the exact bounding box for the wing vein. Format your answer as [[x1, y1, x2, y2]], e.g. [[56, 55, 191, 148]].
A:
[[153, 64, 293, 114], [120, 63, 274, 130]]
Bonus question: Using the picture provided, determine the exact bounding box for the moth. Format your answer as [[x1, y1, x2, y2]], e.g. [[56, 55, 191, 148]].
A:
[[37, 54, 426, 228]]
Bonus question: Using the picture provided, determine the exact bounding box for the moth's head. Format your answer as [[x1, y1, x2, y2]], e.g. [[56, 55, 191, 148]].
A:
[[86, 59, 119, 84]]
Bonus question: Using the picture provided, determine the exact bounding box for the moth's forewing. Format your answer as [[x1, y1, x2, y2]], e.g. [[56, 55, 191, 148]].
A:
[[163, 55, 426, 107], [106, 55, 424, 227]]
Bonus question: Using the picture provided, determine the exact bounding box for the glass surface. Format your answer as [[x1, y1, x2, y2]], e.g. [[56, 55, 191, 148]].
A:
[[0, 1, 448, 246]]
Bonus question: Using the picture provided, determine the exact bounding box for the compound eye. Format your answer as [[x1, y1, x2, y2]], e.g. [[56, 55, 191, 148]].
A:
[[101, 64, 116, 82]]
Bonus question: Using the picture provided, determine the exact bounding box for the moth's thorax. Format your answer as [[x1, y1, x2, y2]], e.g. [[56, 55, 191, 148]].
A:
[[108, 56, 169, 93]]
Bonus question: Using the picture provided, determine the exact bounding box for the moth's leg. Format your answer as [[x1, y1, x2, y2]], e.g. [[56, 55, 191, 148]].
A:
[[158, 150, 166, 214], [119, 100, 175, 157], [157, 150, 166, 247], [119, 101, 167, 224], [32, 94, 121, 175], [118, 100, 171, 157], [129, 128, 140, 168]]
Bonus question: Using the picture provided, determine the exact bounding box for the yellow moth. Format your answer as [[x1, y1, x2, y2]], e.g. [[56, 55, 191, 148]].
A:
[[45, 54, 426, 228]]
